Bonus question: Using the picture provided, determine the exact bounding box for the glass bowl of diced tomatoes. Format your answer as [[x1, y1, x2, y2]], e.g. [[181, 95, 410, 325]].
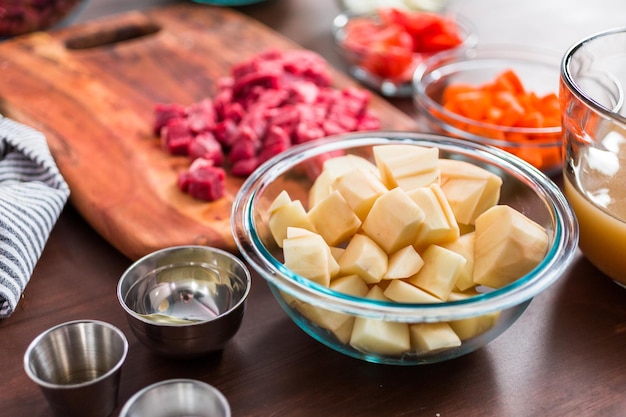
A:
[[332, 8, 477, 97], [413, 45, 563, 174]]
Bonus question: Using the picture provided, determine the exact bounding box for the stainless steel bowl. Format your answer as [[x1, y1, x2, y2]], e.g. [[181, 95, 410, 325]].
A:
[[119, 379, 231, 417], [117, 246, 251, 358]]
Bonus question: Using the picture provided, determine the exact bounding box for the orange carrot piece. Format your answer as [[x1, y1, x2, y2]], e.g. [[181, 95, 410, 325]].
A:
[[438, 68, 562, 171]]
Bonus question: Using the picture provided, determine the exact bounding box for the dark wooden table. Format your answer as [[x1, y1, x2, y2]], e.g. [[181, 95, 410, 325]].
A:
[[2, 1, 626, 416]]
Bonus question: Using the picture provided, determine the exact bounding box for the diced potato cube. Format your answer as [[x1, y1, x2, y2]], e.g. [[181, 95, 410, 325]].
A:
[[330, 274, 370, 298], [309, 169, 332, 209], [407, 183, 459, 249], [294, 301, 349, 332], [308, 190, 361, 246], [349, 286, 410, 356], [440, 232, 476, 291], [407, 245, 467, 300], [333, 316, 357, 344], [287, 227, 340, 278], [310, 154, 381, 207], [268, 190, 292, 214], [473, 205, 549, 288], [448, 313, 500, 341], [409, 322, 462, 353], [373, 144, 440, 191], [439, 159, 502, 225], [383, 280, 441, 303], [383, 245, 424, 280], [268, 200, 317, 247], [361, 187, 425, 254], [283, 230, 334, 287], [338, 234, 388, 284], [332, 167, 388, 220], [446, 291, 501, 340]]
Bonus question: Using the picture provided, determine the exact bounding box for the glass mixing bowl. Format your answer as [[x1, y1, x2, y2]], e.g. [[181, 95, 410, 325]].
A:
[[231, 131, 578, 365]]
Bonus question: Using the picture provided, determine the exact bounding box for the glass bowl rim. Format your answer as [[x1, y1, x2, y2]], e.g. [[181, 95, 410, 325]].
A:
[[561, 26, 626, 127], [231, 131, 578, 321], [413, 44, 563, 145]]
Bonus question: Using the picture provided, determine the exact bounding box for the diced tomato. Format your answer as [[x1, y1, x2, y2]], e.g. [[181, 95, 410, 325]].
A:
[[342, 8, 464, 82]]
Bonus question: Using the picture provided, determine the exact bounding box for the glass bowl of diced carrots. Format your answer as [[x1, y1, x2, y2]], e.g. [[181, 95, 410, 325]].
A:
[[332, 8, 477, 97], [413, 45, 563, 174]]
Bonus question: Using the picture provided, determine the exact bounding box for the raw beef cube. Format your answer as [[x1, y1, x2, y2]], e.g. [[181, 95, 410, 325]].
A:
[[267, 105, 300, 136], [154, 103, 186, 135], [161, 118, 193, 155], [232, 70, 282, 101], [258, 125, 290, 164], [253, 88, 289, 110], [178, 158, 226, 201], [228, 127, 261, 163], [213, 119, 239, 148], [356, 111, 382, 131], [294, 120, 325, 144], [221, 102, 245, 124], [282, 50, 332, 87], [322, 118, 350, 136], [188, 132, 224, 165], [287, 80, 320, 104], [186, 98, 216, 133], [231, 157, 260, 177]]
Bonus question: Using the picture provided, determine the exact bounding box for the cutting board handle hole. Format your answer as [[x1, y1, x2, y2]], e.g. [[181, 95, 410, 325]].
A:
[[64, 22, 161, 50]]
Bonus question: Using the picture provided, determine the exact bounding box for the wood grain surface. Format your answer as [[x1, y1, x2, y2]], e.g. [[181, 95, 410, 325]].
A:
[[0, 2, 418, 260]]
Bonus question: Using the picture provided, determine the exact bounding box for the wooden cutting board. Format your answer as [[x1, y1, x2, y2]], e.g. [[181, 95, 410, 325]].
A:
[[0, 3, 418, 261]]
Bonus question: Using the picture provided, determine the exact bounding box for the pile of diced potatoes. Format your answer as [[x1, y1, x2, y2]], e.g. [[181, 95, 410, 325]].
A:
[[267, 144, 549, 357]]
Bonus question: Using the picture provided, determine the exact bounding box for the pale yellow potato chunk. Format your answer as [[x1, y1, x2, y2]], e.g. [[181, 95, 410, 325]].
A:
[[440, 232, 476, 292], [287, 227, 339, 278], [373, 144, 439, 191], [308, 169, 332, 209], [309, 154, 380, 207], [338, 234, 388, 284], [292, 274, 368, 345], [409, 322, 462, 353], [349, 286, 411, 356], [383, 280, 441, 303], [473, 205, 549, 288], [332, 167, 388, 220], [439, 159, 502, 225], [383, 245, 424, 280], [268, 190, 292, 214], [307, 190, 361, 246], [447, 291, 501, 340], [283, 230, 334, 287], [407, 244, 467, 300], [407, 183, 460, 249], [330, 274, 370, 298], [329, 246, 345, 264], [268, 200, 317, 248], [361, 187, 425, 254]]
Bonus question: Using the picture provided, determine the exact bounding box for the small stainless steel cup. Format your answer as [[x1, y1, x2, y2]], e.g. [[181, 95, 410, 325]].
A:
[[118, 378, 231, 417], [117, 245, 251, 358], [23, 320, 129, 417]]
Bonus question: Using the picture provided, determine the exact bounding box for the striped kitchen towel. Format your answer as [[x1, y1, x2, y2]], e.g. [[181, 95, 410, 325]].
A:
[[0, 115, 69, 318]]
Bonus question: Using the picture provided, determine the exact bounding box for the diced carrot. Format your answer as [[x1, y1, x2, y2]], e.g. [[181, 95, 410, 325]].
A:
[[454, 91, 492, 121], [438, 68, 562, 171], [493, 69, 526, 95], [517, 111, 544, 128], [442, 83, 476, 104]]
